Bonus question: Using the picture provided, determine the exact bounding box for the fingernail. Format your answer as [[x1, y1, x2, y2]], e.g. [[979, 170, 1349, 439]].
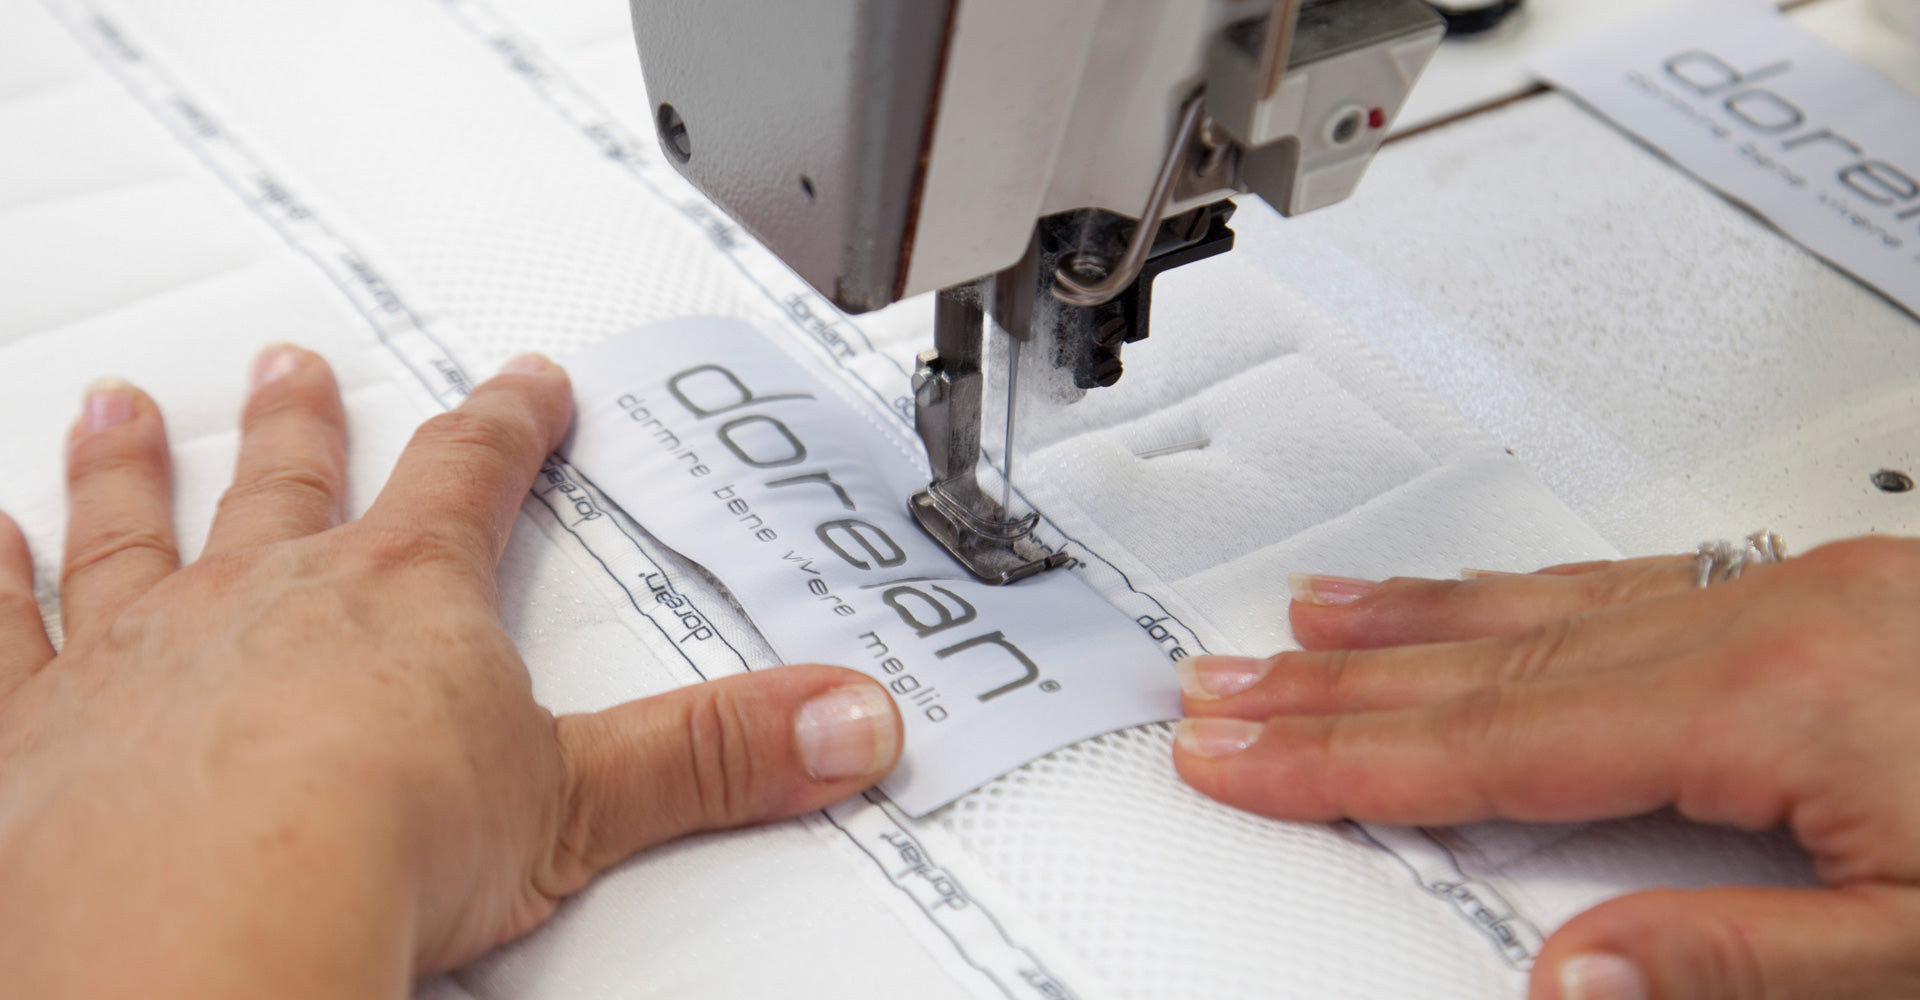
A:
[[1173, 718, 1263, 759], [1288, 573, 1378, 607], [500, 353, 554, 376], [1461, 567, 1518, 580], [250, 343, 306, 389], [82, 378, 136, 432], [1177, 655, 1271, 699], [1559, 954, 1647, 1000], [795, 683, 899, 782]]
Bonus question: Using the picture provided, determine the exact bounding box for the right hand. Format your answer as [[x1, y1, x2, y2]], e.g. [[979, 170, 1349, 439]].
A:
[[1172, 537, 1920, 1000]]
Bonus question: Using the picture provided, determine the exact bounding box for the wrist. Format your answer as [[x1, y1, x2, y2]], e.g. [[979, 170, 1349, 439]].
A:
[[0, 758, 420, 999]]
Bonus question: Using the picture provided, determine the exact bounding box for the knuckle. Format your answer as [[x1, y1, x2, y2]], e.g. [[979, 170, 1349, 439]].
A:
[[1437, 687, 1519, 810], [414, 406, 541, 466], [61, 521, 176, 584], [1684, 907, 1771, 1000], [68, 433, 166, 483], [184, 548, 262, 591], [544, 716, 603, 892], [217, 464, 343, 521], [1278, 716, 1347, 820], [1717, 631, 1856, 764], [1499, 617, 1576, 685], [1807, 535, 1920, 589], [681, 692, 763, 829], [1576, 570, 1629, 607], [352, 523, 476, 577], [1314, 649, 1358, 705], [1443, 687, 1511, 754], [1718, 616, 1844, 699], [1577, 566, 1665, 609], [1674, 750, 1791, 832], [412, 410, 497, 451]]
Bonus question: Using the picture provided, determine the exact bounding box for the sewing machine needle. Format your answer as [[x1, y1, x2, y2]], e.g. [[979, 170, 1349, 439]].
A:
[[1002, 335, 1020, 516]]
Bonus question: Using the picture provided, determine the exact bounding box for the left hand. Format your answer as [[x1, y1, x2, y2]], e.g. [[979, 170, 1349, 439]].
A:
[[0, 346, 902, 999], [1172, 540, 1920, 1000]]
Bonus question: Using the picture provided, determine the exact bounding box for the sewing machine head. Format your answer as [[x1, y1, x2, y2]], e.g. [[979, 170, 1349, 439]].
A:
[[631, 0, 1443, 583]]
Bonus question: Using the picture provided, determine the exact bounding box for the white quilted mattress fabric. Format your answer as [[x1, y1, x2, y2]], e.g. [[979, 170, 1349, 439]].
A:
[[4, 1, 1881, 998]]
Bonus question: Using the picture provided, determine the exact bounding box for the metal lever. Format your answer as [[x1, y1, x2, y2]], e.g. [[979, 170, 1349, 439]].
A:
[[1050, 92, 1210, 309]]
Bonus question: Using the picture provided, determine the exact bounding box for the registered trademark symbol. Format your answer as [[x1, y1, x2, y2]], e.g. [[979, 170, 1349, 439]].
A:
[[1039, 680, 1062, 693]]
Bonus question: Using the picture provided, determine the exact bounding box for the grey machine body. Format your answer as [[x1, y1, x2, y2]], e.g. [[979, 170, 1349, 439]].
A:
[[631, 0, 1445, 583]]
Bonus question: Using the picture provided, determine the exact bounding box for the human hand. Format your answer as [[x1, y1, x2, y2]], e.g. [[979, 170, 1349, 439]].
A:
[[0, 346, 902, 999], [1172, 540, 1920, 999]]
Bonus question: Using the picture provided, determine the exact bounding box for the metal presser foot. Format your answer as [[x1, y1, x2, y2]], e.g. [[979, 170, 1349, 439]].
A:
[[908, 488, 1067, 586], [910, 281, 1068, 586]]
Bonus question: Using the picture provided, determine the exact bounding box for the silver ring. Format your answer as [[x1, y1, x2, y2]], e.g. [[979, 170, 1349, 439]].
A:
[[1694, 530, 1787, 588]]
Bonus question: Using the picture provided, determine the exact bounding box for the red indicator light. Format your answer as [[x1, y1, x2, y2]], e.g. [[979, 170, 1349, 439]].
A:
[[1368, 108, 1386, 130]]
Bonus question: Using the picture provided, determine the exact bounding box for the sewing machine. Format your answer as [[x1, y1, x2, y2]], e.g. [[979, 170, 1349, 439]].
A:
[[629, 0, 1445, 583]]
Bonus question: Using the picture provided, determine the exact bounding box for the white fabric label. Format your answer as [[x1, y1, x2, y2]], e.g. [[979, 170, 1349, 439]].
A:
[[1531, 0, 1920, 319], [561, 318, 1182, 816]]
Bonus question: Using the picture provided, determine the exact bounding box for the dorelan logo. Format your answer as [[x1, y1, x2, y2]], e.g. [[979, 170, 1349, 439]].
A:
[[657, 363, 1048, 717], [1663, 49, 1920, 230]]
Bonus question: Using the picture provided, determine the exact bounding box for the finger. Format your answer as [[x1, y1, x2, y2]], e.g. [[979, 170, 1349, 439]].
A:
[[202, 345, 349, 555], [1532, 558, 1645, 576], [0, 511, 56, 695], [363, 355, 570, 574], [541, 665, 901, 896], [61, 378, 178, 637], [1173, 670, 1707, 827], [1288, 556, 1704, 650], [1533, 886, 1920, 1000], [1181, 582, 1718, 716], [1472, 555, 1701, 578]]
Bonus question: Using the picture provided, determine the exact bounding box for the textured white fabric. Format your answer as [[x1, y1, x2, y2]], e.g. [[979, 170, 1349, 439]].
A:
[[0, 1, 1825, 998], [1240, 94, 1920, 556]]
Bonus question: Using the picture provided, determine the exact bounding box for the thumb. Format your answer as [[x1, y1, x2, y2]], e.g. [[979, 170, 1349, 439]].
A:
[[1533, 885, 1920, 1000], [541, 664, 902, 895]]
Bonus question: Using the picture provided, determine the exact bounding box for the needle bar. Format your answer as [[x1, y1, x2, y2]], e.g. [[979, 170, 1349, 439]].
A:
[[1001, 336, 1020, 515]]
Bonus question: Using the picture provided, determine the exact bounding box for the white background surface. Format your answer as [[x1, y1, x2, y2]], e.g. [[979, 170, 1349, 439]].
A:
[[0, 0, 1913, 997]]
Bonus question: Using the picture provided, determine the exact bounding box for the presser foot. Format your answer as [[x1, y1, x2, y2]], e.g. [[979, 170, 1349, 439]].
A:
[[909, 485, 1070, 586]]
